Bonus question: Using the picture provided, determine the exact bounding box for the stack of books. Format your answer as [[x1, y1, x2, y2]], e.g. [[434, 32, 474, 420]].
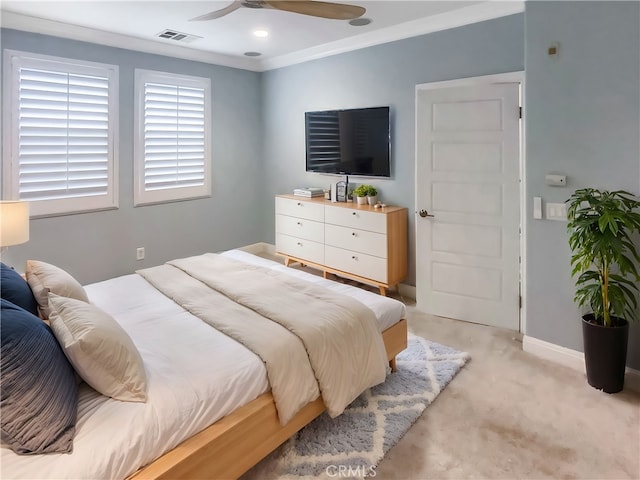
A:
[[293, 187, 324, 197]]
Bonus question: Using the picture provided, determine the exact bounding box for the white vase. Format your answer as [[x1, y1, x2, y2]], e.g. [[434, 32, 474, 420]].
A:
[[356, 196, 368, 205], [367, 195, 378, 205]]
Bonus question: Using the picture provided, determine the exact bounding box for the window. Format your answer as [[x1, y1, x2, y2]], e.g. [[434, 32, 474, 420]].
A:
[[3, 50, 118, 217], [134, 69, 211, 206]]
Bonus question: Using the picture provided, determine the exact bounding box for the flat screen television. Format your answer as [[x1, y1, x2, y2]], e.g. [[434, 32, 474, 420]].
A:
[[305, 106, 390, 177]]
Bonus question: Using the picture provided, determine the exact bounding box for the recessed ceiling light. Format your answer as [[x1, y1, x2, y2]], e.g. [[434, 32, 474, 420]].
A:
[[253, 29, 269, 38], [244, 51, 262, 57], [349, 18, 372, 27]]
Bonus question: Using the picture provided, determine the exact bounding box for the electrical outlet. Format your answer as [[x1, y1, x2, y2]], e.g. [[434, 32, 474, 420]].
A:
[[136, 247, 145, 260]]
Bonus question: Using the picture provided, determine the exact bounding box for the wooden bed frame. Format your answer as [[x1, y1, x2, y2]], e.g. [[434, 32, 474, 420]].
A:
[[131, 318, 407, 480]]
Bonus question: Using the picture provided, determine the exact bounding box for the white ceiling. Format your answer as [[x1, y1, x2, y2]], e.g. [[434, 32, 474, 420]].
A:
[[0, 0, 523, 71]]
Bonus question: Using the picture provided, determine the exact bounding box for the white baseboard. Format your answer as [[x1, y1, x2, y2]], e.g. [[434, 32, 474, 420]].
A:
[[523, 335, 640, 393], [398, 283, 416, 301], [237, 242, 276, 256]]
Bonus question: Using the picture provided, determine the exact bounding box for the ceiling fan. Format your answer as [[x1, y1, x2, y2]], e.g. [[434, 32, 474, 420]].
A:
[[189, 0, 366, 21]]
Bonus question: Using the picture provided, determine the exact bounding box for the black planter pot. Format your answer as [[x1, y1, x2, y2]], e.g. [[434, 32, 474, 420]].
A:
[[582, 314, 629, 393]]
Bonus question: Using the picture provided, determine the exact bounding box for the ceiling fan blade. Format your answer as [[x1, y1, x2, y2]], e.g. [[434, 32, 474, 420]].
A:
[[189, 1, 243, 21], [264, 0, 365, 20]]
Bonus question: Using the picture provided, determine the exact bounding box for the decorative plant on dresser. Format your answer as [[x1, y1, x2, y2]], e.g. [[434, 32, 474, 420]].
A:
[[275, 195, 407, 296], [566, 188, 640, 393], [352, 185, 371, 205], [353, 184, 378, 206]]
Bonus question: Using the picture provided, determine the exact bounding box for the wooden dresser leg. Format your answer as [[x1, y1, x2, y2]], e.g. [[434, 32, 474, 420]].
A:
[[323, 271, 328, 279], [389, 357, 397, 372], [379, 285, 387, 296], [284, 257, 292, 267]]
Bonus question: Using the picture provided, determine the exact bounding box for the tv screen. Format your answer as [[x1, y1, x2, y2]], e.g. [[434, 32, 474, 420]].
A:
[[305, 106, 390, 177]]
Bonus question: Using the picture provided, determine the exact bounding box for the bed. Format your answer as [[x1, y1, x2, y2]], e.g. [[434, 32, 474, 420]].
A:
[[0, 248, 407, 480]]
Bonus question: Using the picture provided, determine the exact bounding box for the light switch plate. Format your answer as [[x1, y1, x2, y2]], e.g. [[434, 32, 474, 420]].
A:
[[533, 197, 542, 219], [546, 202, 567, 221]]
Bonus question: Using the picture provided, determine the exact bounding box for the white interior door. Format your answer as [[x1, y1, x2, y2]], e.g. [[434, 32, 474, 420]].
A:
[[415, 82, 521, 331]]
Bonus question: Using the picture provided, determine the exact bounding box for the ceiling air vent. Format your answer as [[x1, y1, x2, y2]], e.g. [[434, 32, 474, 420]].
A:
[[156, 29, 202, 44]]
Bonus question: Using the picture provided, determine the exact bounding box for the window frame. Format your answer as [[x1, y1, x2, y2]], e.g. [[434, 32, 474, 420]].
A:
[[2, 49, 119, 218], [133, 69, 212, 207]]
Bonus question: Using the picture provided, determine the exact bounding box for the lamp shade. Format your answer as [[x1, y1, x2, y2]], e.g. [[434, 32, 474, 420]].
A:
[[0, 201, 30, 247]]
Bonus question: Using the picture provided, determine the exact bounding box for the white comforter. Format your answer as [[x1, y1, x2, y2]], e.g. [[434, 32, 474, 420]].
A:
[[138, 253, 388, 424], [1, 249, 406, 480]]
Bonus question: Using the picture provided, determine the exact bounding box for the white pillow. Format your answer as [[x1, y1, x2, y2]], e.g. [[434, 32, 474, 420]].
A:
[[26, 260, 89, 319], [48, 294, 147, 402]]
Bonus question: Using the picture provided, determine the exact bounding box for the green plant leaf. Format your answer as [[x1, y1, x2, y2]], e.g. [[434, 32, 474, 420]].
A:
[[567, 187, 640, 325]]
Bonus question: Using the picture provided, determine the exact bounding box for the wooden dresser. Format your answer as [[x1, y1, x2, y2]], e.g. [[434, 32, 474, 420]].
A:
[[275, 194, 407, 295]]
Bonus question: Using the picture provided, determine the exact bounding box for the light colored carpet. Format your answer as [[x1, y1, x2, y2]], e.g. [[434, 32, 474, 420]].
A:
[[376, 305, 640, 480], [255, 256, 640, 479]]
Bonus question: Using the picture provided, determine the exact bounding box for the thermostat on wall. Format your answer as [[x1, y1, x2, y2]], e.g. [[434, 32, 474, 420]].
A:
[[545, 174, 567, 186]]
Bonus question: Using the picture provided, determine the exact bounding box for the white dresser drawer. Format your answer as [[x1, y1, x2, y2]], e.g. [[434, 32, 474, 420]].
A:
[[276, 197, 324, 222], [275, 194, 407, 291], [276, 214, 324, 243], [325, 224, 387, 258], [276, 234, 324, 265], [325, 205, 386, 234], [325, 246, 387, 283]]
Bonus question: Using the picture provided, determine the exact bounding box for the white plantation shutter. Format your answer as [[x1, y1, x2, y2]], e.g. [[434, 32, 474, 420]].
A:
[[134, 70, 211, 205], [19, 69, 110, 199], [3, 50, 118, 217], [143, 83, 205, 190]]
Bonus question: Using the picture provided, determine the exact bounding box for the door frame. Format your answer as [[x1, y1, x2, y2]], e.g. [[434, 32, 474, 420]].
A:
[[414, 71, 527, 334]]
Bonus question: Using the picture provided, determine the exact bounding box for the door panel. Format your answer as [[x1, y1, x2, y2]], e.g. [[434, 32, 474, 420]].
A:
[[432, 182, 503, 214], [432, 223, 502, 258], [433, 143, 502, 172], [433, 99, 504, 131], [416, 82, 520, 331]]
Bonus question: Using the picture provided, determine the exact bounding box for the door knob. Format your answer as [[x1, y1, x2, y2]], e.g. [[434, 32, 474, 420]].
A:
[[418, 209, 434, 218]]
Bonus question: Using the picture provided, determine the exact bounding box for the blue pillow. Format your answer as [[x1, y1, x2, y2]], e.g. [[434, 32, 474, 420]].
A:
[[0, 299, 78, 454], [1, 263, 38, 316]]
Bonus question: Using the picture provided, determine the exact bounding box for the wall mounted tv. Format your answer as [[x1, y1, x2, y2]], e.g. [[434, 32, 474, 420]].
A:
[[305, 106, 390, 177]]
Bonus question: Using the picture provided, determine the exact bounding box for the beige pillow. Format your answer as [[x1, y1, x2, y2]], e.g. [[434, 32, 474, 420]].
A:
[[26, 260, 89, 319], [48, 294, 147, 402]]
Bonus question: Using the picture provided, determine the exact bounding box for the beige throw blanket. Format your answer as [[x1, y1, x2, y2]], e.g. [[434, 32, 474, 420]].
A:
[[137, 253, 388, 425]]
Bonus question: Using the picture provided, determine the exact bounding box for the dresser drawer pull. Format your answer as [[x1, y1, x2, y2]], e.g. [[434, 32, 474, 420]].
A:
[[351, 255, 358, 261], [352, 212, 357, 216], [351, 232, 358, 237], [297, 202, 303, 206], [297, 242, 303, 246], [297, 221, 302, 226]]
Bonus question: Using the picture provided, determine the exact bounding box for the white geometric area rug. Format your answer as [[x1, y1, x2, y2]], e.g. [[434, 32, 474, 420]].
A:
[[244, 334, 470, 480]]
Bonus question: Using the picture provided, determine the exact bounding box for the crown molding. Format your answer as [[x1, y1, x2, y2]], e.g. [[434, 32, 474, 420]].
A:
[[1, 1, 524, 73], [0, 11, 263, 72], [259, 1, 524, 71]]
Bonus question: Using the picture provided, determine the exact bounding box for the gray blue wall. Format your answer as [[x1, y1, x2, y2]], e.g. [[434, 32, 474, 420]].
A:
[[524, 1, 640, 366], [2, 1, 639, 369], [1, 29, 264, 284], [261, 14, 525, 284]]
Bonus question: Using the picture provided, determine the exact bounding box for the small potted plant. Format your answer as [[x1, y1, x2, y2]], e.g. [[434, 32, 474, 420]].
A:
[[353, 185, 378, 205], [353, 184, 371, 205], [366, 186, 378, 206], [566, 188, 640, 393]]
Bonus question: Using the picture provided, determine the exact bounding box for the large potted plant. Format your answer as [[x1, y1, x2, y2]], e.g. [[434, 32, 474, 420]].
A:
[[566, 188, 640, 393]]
